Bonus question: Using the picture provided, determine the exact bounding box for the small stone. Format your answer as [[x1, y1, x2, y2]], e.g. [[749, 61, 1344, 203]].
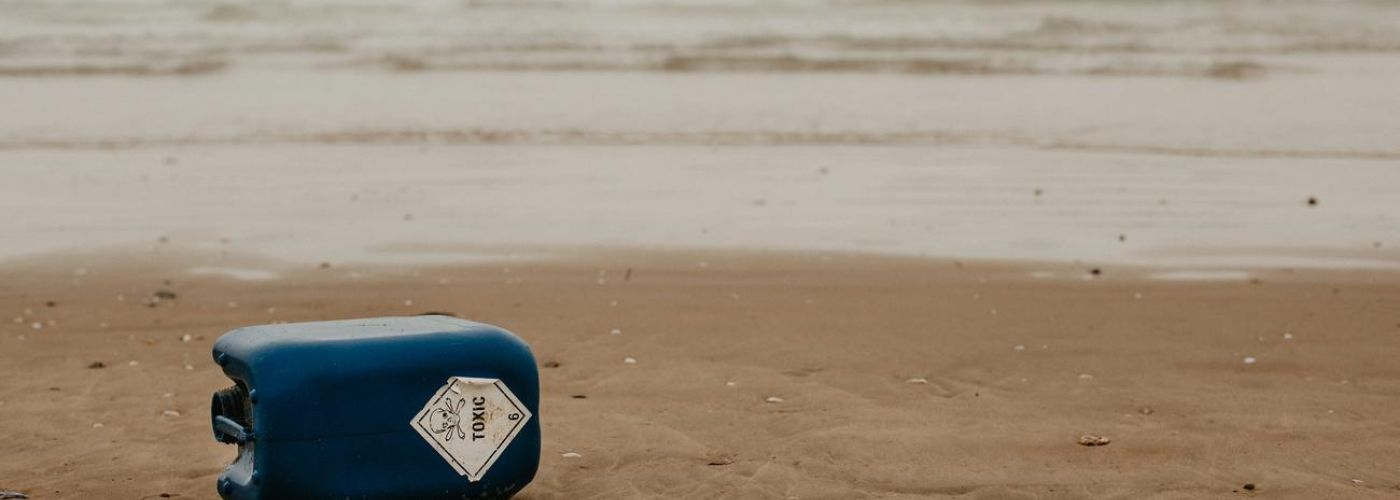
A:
[[1307, 196, 1318, 207], [91, 423, 103, 429], [623, 357, 637, 365], [1089, 268, 1103, 276], [1078, 373, 1094, 380], [403, 299, 414, 306], [1243, 483, 1256, 491], [87, 361, 106, 369], [1013, 345, 1026, 352], [570, 394, 587, 399], [128, 360, 139, 366], [45, 301, 56, 308], [183, 364, 195, 371], [561, 452, 582, 458], [609, 328, 621, 336], [725, 381, 737, 387], [319, 262, 331, 269], [1243, 356, 1257, 365], [162, 410, 181, 417], [180, 334, 192, 343], [905, 378, 929, 384], [226, 301, 238, 308], [30, 322, 41, 330], [1139, 407, 1154, 415], [1283, 332, 1293, 340], [765, 396, 784, 403], [1078, 434, 1111, 446], [1351, 479, 1363, 484]]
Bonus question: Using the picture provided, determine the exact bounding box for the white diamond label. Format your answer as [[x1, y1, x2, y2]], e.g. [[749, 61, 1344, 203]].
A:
[[411, 377, 532, 482]]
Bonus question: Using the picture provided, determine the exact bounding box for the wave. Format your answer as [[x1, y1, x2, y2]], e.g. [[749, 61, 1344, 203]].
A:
[[0, 59, 228, 77], [3, 128, 1396, 160], [369, 53, 1276, 79]]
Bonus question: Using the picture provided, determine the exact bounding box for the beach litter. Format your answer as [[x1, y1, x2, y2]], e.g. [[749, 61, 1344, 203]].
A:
[[1077, 435, 1111, 446], [0, 489, 29, 499]]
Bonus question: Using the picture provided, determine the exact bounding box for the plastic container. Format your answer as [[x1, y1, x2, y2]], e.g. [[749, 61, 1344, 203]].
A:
[[210, 315, 539, 499]]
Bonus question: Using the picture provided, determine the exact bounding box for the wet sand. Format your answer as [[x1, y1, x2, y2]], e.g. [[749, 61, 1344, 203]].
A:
[[2, 249, 1399, 499]]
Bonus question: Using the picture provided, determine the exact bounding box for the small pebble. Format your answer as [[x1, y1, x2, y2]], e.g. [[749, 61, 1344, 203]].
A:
[[87, 361, 106, 369], [162, 410, 181, 417], [561, 452, 582, 458], [128, 360, 139, 366], [91, 423, 103, 429], [1243, 356, 1257, 365], [1013, 345, 1026, 352], [180, 334, 192, 343], [905, 378, 929, 384], [30, 322, 41, 330], [609, 328, 621, 336], [765, 396, 784, 403], [1351, 479, 1363, 484], [1078, 373, 1094, 380], [1077, 434, 1111, 446], [403, 300, 414, 306], [623, 357, 637, 365], [184, 364, 195, 371], [725, 381, 737, 387], [1283, 332, 1293, 340], [1243, 483, 1256, 491]]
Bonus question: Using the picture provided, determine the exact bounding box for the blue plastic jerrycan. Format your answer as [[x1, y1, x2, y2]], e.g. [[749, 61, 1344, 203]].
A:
[[210, 315, 540, 499]]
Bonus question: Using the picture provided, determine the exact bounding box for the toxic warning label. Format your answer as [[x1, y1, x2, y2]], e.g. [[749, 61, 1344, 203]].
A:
[[411, 376, 532, 482]]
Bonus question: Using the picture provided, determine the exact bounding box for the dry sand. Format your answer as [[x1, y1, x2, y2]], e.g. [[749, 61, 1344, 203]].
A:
[[2, 248, 1399, 499]]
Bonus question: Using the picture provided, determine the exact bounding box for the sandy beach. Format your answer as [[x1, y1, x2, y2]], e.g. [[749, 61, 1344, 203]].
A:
[[3, 0, 1400, 498], [2, 249, 1400, 498]]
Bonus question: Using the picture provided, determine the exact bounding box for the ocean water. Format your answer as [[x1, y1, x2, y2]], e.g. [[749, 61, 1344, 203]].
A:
[[4, 0, 1400, 77], [1, 0, 1397, 269]]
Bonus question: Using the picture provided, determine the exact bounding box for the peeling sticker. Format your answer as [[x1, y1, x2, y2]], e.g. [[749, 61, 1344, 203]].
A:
[[411, 377, 532, 482]]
